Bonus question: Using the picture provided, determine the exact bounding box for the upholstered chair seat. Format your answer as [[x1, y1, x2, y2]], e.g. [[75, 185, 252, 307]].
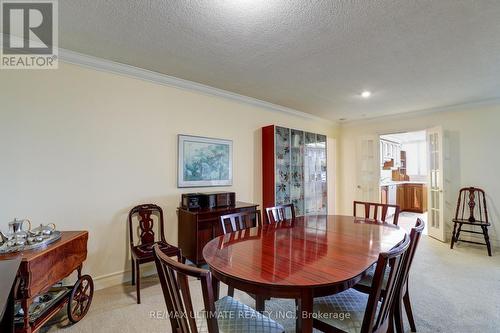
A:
[[197, 296, 284, 333]]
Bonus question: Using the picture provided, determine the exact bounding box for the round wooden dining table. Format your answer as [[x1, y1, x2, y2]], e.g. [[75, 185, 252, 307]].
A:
[[203, 214, 406, 333]]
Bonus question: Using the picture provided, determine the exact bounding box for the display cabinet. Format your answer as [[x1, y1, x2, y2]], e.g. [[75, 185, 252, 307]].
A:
[[262, 125, 327, 216]]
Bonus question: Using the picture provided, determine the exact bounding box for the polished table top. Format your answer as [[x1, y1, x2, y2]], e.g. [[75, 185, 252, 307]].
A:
[[203, 215, 406, 289]]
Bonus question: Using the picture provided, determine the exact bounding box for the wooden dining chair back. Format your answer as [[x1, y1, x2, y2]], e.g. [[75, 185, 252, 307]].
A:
[[362, 234, 410, 333], [128, 204, 181, 304], [265, 204, 295, 224], [450, 187, 492, 256], [352, 218, 424, 333], [401, 218, 425, 282], [353, 201, 401, 225], [394, 218, 425, 333], [219, 210, 263, 299], [128, 204, 165, 246], [219, 210, 262, 235], [153, 244, 218, 333], [153, 244, 285, 333]]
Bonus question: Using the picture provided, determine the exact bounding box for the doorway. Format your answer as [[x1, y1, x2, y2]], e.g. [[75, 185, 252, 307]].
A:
[[379, 130, 429, 234]]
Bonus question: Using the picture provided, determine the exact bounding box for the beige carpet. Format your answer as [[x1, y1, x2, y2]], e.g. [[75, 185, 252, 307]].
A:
[[43, 234, 499, 333]]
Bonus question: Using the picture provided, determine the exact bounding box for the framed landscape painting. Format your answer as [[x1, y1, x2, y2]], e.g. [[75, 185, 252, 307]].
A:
[[178, 135, 233, 187]]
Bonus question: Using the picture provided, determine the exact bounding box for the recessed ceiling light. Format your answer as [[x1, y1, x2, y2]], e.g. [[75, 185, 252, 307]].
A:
[[361, 91, 371, 98]]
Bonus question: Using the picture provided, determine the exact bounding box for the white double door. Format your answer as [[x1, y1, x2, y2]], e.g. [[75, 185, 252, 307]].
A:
[[356, 127, 446, 242]]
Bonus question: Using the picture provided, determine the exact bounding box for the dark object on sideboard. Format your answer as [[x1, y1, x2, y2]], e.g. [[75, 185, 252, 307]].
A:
[[178, 202, 258, 266], [181, 192, 236, 209]]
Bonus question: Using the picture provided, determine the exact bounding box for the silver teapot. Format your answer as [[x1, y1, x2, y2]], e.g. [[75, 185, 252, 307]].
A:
[[0, 218, 31, 246], [10, 218, 31, 239], [31, 223, 57, 236]]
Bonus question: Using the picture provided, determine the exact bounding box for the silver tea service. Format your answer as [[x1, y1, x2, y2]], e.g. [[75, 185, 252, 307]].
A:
[[0, 219, 61, 254]]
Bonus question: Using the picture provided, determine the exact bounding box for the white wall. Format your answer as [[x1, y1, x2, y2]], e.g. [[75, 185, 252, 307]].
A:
[[338, 105, 500, 247], [0, 62, 338, 288]]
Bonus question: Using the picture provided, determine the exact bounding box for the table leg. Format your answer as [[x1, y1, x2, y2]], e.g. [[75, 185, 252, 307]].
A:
[[255, 295, 265, 313], [21, 298, 32, 333], [297, 290, 313, 333], [211, 276, 220, 301]]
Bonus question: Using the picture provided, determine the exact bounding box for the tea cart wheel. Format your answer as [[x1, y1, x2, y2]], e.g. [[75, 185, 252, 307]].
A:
[[68, 274, 94, 323]]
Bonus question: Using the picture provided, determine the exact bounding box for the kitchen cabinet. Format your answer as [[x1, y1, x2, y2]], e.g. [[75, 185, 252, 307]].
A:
[[380, 183, 428, 213], [404, 184, 428, 213], [398, 183, 427, 213], [397, 185, 406, 208], [380, 139, 402, 167]]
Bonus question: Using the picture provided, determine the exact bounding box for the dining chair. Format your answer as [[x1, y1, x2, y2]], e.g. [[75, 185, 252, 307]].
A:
[[353, 201, 401, 225], [219, 210, 262, 297], [265, 204, 295, 224], [153, 244, 285, 333], [312, 234, 410, 333], [128, 204, 182, 304], [354, 218, 425, 333], [220, 210, 262, 235], [450, 187, 492, 256]]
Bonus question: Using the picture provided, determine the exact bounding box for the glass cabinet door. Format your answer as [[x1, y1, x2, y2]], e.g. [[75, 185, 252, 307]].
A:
[[317, 134, 327, 214], [304, 133, 327, 215], [290, 129, 304, 215], [275, 126, 290, 206], [273, 127, 327, 217]]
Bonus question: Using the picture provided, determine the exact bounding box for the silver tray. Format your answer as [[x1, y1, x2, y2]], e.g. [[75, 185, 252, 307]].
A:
[[0, 231, 62, 254]]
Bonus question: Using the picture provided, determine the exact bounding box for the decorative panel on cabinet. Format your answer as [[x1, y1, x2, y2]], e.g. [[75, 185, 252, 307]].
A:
[[262, 125, 327, 217]]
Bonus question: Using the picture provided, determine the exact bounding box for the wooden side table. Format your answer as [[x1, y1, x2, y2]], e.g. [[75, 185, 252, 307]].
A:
[[0, 231, 90, 333]]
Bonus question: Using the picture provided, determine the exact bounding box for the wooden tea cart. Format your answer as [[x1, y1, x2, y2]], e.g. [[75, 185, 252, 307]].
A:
[[0, 231, 93, 333]]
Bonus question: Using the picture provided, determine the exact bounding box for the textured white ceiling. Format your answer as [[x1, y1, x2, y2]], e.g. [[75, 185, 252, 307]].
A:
[[55, 1, 500, 121]]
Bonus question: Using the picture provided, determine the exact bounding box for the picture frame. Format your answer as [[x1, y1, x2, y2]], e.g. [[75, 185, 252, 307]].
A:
[[178, 134, 233, 188]]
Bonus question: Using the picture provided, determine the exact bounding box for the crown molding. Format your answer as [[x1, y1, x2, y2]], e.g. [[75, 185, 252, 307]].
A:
[[1, 32, 335, 124], [340, 97, 500, 127], [55, 48, 335, 124]]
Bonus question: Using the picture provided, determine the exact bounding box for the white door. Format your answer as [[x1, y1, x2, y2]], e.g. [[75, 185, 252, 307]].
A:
[[427, 127, 445, 241], [356, 136, 379, 202]]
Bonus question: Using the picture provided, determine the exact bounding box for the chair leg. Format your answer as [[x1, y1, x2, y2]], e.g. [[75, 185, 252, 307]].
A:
[[255, 295, 265, 313], [403, 290, 416, 332], [131, 258, 135, 285], [135, 261, 141, 304], [450, 223, 457, 249], [482, 226, 492, 257], [393, 296, 404, 333], [227, 286, 235, 297], [455, 224, 463, 244], [176, 252, 186, 264]]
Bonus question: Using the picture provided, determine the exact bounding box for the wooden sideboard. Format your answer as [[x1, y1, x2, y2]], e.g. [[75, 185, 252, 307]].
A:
[[177, 202, 258, 266]]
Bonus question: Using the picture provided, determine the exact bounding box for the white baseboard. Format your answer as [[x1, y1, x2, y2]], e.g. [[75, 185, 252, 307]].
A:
[[92, 264, 157, 291]]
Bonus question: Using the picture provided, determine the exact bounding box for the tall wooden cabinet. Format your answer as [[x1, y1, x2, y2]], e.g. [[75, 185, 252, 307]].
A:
[[262, 125, 327, 216]]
